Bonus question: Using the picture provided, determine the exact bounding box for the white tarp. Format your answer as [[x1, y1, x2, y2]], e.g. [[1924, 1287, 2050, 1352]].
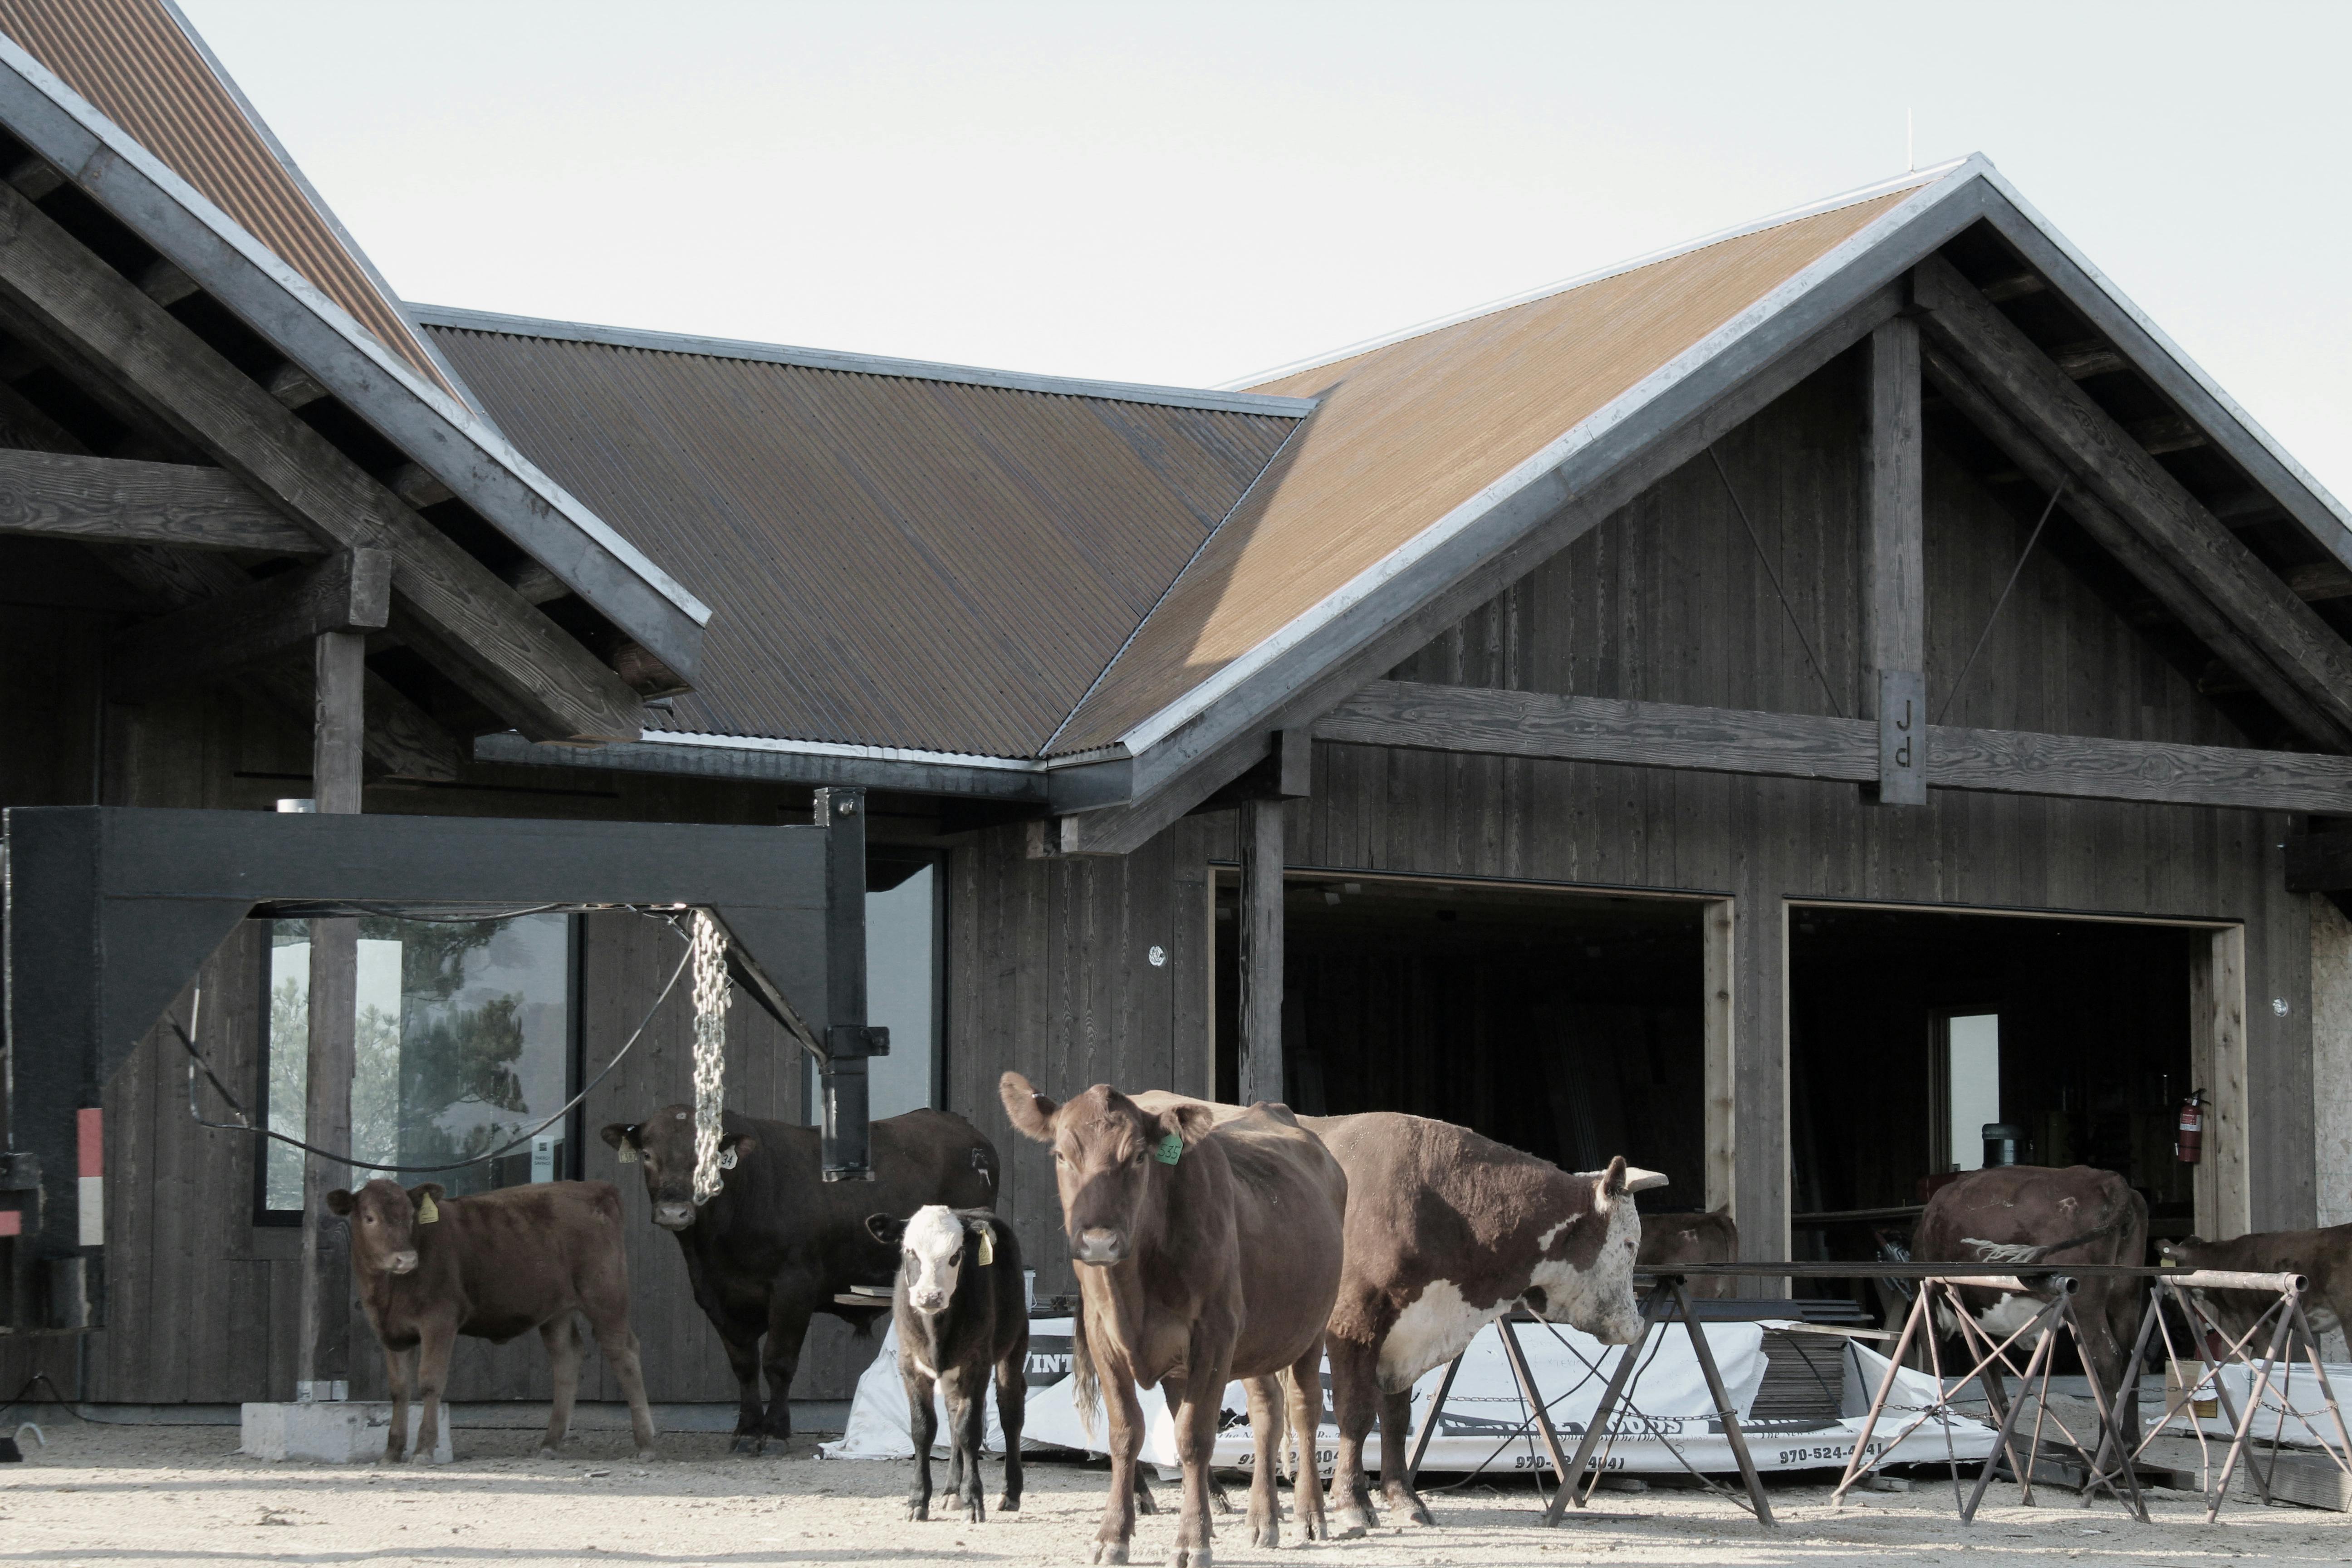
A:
[[822, 1316, 1998, 1476], [2150, 1359, 2352, 1449]]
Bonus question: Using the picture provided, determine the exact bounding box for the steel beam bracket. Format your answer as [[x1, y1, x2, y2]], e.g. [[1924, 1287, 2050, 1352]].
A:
[[0, 1151, 39, 1190], [823, 1023, 890, 1061]]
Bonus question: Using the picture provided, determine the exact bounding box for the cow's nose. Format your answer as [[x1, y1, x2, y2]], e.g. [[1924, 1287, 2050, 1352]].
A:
[[388, 1251, 419, 1275], [653, 1202, 695, 1230], [912, 1291, 948, 1313], [1072, 1228, 1127, 1265]]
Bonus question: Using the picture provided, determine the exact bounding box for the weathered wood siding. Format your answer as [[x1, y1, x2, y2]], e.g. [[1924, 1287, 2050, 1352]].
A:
[[946, 354, 2315, 1284]]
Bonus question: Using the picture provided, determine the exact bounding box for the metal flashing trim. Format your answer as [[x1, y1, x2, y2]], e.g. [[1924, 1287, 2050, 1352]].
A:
[[1219, 160, 1968, 392], [474, 730, 1059, 802], [635, 729, 1049, 771], [0, 38, 713, 663], [1104, 163, 1989, 764], [409, 304, 1320, 419]]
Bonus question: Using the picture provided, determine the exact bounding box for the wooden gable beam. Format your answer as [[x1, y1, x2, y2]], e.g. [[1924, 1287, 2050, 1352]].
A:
[[108, 549, 391, 703], [0, 447, 319, 554], [0, 181, 642, 741], [1317, 679, 2352, 816], [1911, 254, 2352, 745], [1862, 315, 1926, 804]]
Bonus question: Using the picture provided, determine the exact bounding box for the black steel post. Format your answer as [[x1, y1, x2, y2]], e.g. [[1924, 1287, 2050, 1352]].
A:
[[814, 787, 885, 1180]]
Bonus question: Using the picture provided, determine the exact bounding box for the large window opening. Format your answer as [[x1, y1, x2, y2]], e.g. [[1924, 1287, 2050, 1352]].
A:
[[1214, 872, 1710, 1199], [260, 913, 577, 1219], [1788, 905, 2197, 1280]]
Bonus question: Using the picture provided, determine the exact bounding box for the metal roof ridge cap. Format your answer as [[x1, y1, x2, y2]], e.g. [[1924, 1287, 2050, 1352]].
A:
[[1966, 162, 2352, 547], [1216, 157, 1972, 393], [0, 39, 712, 634], [407, 302, 1319, 419], [631, 730, 1137, 770], [1098, 167, 1982, 761], [151, 0, 481, 412]]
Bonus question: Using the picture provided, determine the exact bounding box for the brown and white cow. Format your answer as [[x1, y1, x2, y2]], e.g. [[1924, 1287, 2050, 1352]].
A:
[[1637, 1205, 1740, 1302], [1300, 1111, 1652, 1535], [326, 1177, 656, 1463], [1002, 1074, 1346, 1566], [1913, 1165, 2148, 1433], [2160, 1225, 2352, 1351]]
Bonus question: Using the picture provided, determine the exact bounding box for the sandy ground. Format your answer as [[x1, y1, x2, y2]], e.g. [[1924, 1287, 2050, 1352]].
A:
[[4, 1420, 2351, 1568]]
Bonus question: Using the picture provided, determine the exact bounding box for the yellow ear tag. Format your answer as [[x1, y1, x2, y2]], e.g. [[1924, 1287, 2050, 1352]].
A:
[[974, 1227, 995, 1268], [416, 1194, 439, 1225]]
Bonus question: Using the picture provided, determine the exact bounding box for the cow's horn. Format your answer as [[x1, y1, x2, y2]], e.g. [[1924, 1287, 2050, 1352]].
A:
[[1623, 1167, 1670, 1193]]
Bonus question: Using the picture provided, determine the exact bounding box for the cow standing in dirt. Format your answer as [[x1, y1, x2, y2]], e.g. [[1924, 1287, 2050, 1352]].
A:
[[1913, 1165, 2149, 1436], [866, 1205, 1028, 1523], [1301, 1111, 1653, 1535], [1002, 1074, 1346, 1567], [327, 1177, 657, 1464], [2161, 1225, 2352, 1352], [603, 1105, 998, 1453]]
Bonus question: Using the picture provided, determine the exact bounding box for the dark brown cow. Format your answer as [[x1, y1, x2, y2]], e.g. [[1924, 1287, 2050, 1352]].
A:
[[1300, 1111, 1651, 1535], [1637, 1205, 1740, 1302], [2160, 1226, 2352, 1350], [1914, 1165, 2148, 1433], [1002, 1075, 1346, 1567], [326, 1177, 655, 1464], [603, 1105, 998, 1452]]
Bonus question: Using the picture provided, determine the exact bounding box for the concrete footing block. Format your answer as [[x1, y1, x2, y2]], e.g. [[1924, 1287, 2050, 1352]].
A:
[[240, 1401, 453, 1464]]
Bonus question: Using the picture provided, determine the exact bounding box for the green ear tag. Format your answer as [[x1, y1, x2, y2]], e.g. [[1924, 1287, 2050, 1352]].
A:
[[1153, 1133, 1184, 1166]]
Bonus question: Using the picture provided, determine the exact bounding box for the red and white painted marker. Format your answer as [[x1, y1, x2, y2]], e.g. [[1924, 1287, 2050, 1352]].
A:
[[78, 1106, 103, 1246]]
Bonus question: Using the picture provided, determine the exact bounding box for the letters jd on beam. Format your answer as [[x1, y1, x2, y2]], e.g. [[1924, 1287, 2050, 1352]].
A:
[[0, 799, 885, 1329]]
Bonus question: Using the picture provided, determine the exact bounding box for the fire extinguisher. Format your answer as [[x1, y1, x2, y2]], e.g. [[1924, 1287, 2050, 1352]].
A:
[[2176, 1089, 2206, 1165]]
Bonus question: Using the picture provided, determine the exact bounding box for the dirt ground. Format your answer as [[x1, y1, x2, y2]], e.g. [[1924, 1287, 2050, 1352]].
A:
[[5, 1420, 2351, 1568]]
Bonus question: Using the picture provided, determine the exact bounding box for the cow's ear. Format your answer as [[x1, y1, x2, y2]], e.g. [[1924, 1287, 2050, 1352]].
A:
[[1158, 1102, 1215, 1150], [326, 1189, 355, 1216], [407, 1182, 446, 1209], [719, 1132, 757, 1157], [602, 1122, 641, 1162], [1593, 1155, 1629, 1213], [866, 1214, 908, 1247], [1000, 1072, 1058, 1142]]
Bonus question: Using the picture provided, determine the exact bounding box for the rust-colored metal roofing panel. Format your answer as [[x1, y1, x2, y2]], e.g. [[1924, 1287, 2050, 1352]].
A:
[[1051, 187, 1920, 753], [426, 323, 1296, 758], [0, 0, 455, 394]]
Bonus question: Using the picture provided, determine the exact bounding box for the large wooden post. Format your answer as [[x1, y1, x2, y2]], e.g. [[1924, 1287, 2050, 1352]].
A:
[[297, 627, 363, 1401], [2191, 925, 2250, 1240], [1702, 898, 1736, 1215], [1863, 314, 1926, 806], [1236, 798, 1285, 1108]]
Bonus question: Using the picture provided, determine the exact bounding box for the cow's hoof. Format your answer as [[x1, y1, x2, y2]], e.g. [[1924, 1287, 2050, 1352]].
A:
[[965, 1499, 984, 1524], [1249, 1514, 1279, 1548], [1087, 1540, 1128, 1565], [907, 1501, 929, 1522], [728, 1434, 760, 1455], [1166, 1548, 1211, 1568], [1133, 1488, 1157, 1517], [633, 1448, 657, 1462], [1334, 1505, 1373, 1537], [1208, 1485, 1235, 1515], [997, 1493, 1020, 1512]]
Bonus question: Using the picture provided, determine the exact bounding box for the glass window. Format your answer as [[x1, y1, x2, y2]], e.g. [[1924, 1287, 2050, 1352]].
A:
[[261, 913, 576, 1215], [1942, 1012, 2001, 1172], [810, 862, 939, 1122]]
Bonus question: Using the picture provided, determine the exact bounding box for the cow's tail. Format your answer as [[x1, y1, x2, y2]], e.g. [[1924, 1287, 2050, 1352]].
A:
[[1072, 1298, 1100, 1445]]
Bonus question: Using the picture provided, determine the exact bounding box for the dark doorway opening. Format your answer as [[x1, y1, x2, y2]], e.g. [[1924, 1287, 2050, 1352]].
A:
[[1788, 904, 2197, 1279], [1214, 872, 1709, 1201]]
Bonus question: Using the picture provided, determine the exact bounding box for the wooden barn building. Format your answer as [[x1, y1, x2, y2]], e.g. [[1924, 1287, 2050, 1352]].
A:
[[4, 0, 2352, 1416]]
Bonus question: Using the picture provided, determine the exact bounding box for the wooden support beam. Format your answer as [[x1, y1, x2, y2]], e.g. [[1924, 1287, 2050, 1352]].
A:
[[1701, 898, 1735, 1216], [108, 549, 392, 702], [384, 461, 453, 510], [2051, 342, 2128, 380], [1912, 255, 2352, 744], [0, 179, 643, 740], [1237, 798, 1285, 1108], [1863, 315, 1926, 805], [136, 260, 197, 309], [0, 448, 320, 554], [267, 362, 328, 411], [1314, 679, 2352, 815], [2286, 563, 2352, 603], [1918, 339, 2352, 751]]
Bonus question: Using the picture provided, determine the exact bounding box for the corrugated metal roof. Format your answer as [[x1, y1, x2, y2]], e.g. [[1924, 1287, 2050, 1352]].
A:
[[0, 0, 456, 396], [424, 321, 1298, 758], [1049, 185, 1922, 753]]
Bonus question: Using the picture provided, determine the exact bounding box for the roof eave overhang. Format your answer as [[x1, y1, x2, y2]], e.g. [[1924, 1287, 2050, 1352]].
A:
[[1082, 156, 2352, 828], [0, 38, 714, 681]]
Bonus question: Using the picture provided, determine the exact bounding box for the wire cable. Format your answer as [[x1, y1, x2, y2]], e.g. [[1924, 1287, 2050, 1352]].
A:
[[1936, 480, 2066, 725], [1709, 445, 1846, 720]]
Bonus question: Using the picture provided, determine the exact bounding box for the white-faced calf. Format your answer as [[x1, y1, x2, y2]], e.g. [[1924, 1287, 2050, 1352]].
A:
[[865, 1205, 1028, 1522], [326, 1178, 656, 1463]]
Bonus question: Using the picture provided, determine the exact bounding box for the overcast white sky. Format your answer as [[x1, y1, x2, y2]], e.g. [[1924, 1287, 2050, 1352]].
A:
[[179, 0, 2352, 505]]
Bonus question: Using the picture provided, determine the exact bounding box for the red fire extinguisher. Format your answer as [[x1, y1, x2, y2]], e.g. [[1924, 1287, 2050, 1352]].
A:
[[2176, 1089, 2206, 1165]]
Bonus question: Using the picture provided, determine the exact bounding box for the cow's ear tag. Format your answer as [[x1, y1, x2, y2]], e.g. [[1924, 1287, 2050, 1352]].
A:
[[416, 1194, 440, 1225], [615, 1145, 637, 1164], [974, 1227, 995, 1267], [1153, 1133, 1184, 1166], [718, 1148, 738, 1171]]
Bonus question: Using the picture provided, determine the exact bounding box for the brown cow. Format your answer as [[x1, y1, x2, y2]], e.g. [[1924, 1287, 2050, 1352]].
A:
[[2159, 1226, 2352, 1351], [1002, 1074, 1346, 1566], [1637, 1205, 1740, 1301], [326, 1177, 656, 1464], [1913, 1165, 2148, 1437], [1301, 1112, 1652, 1535]]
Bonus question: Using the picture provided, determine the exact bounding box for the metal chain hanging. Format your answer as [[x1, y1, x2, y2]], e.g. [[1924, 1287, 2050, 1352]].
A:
[[688, 909, 735, 1204]]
